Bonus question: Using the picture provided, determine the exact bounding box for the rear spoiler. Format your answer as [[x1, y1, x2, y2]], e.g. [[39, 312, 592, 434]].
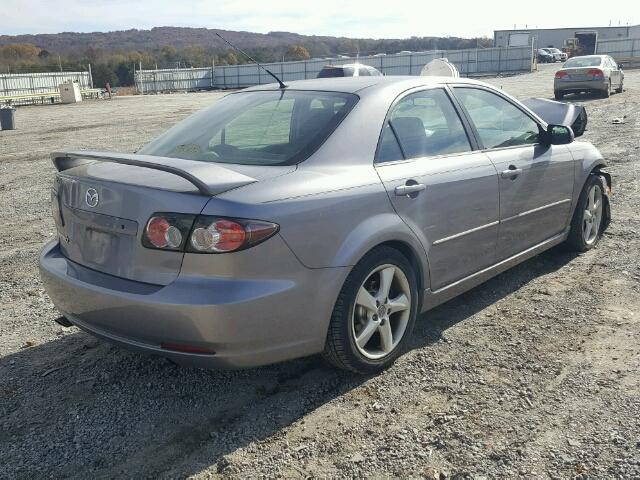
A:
[[51, 150, 256, 196]]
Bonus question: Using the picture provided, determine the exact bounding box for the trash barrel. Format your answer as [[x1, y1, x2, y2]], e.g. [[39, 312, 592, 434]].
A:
[[0, 107, 16, 130]]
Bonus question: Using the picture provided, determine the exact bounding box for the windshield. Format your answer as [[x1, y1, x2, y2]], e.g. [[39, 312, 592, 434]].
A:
[[549, 48, 562, 53], [563, 56, 602, 68], [140, 90, 358, 166]]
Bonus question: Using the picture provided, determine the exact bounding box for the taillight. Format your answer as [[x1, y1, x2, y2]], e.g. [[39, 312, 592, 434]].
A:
[[141, 213, 279, 253], [587, 69, 604, 77], [142, 213, 196, 251], [555, 71, 568, 79], [188, 216, 279, 253]]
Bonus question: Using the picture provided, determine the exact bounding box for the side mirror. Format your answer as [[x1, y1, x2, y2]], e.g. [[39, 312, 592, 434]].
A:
[[546, 124, 574, 145], [619, 63, 624, 70]]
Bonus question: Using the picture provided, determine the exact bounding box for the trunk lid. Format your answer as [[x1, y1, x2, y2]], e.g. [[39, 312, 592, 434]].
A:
[[50, 151, 288, 285], [560, 67, 603, 81]]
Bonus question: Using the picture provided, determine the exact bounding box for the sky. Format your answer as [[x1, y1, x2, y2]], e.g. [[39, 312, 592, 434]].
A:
[[2, 0, 639, 39]]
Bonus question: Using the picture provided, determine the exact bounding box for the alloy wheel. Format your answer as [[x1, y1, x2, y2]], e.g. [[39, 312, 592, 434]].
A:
[[351, 264, 411, 359], [583, 185, 603, 245]]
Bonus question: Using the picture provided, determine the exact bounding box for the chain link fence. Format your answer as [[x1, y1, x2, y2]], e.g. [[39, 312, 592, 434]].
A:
[[135, 46, 533, 94]]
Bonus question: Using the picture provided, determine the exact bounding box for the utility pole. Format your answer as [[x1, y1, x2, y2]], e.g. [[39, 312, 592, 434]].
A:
[[58, 55, 63, 72]]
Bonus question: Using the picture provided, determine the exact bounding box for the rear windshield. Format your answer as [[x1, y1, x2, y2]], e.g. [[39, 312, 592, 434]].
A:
[[563, 56, 602, 68], [317, 67, 345, 78], [139, 90, 358, 166]]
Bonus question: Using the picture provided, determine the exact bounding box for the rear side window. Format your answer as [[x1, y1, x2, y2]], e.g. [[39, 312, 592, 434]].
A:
[[453, 87, 540, 149], [140, 90, 358, 166], [375, 88, 471, 163]]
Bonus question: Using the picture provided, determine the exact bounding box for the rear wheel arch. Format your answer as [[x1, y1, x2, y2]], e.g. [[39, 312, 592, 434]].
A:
[[331, 214, 431, 289], [376, 240, 426, 295]]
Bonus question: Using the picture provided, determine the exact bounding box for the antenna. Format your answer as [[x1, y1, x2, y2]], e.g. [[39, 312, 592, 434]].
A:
[[215, 33, 286, 89]]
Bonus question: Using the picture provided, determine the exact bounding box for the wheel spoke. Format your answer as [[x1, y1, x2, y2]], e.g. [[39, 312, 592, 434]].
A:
[[356, 286, 377, 313], [388, 293, 410, 314], [583, 219, 592, 240], [377, 267, 395, 301], [588, 187, 596, 211], [584, 209, 592, 220], [356, 319, 378, 349], [378, 321, 393, 353]]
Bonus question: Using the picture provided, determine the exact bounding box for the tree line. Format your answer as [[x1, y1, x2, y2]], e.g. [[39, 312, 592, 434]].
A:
[[0, 36, 492, 88]]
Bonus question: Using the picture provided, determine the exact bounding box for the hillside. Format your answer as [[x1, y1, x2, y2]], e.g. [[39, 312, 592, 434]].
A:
[[0, 26, 491, 86], [0, 26, 488, 58], [0, 27, 345, 55]]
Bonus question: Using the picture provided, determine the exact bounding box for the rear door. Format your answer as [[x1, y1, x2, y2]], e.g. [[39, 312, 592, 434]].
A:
[[607, 57, 623, 88], [452, 86, 574, 260], [374, 87, 499, 291]]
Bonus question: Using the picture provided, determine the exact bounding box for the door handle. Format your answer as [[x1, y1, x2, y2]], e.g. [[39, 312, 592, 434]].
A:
[[501, 166, 522, 179], [395, 182, 426, 197]]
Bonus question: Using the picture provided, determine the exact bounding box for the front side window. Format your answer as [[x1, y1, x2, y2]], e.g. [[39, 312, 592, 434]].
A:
[[375, 88, 471, 163], [140, 90, 358, 166], [453, 87, 540, 149]]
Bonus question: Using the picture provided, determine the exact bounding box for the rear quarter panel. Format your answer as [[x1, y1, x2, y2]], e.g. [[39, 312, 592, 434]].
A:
[[215, 166, 431, 289]]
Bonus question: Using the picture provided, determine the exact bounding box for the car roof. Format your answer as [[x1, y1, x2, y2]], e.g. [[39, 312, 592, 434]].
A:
[[243, 75, 486, 95]]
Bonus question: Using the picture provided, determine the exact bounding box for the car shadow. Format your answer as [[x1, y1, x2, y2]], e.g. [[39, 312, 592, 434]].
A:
[[551, 91, 606, 103], [0, 246, 577, 478]]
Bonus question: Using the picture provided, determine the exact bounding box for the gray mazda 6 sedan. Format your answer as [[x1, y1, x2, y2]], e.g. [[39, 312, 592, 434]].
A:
[[40, 76, 611, 373]]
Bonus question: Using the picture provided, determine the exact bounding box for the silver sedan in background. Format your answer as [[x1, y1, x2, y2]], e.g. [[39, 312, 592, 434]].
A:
[[554, 54, 624, 99], [40, 76, 611, 374]]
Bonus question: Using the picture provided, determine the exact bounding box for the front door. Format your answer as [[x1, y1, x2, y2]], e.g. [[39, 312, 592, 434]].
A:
[[374, 87, 499, 291], [452, 86, 575, 260]]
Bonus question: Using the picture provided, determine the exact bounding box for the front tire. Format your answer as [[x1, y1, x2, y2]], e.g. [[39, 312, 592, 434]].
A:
[[322, 246, 418, 374], [565, 175, 605, 252]]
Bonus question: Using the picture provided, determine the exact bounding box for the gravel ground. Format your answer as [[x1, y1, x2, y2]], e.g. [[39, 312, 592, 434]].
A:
[[1, 64, 639, 479]]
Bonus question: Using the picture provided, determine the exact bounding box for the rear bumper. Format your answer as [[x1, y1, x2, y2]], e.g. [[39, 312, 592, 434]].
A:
[[554, 78, 607, 92], [39, 240, 349, 369]]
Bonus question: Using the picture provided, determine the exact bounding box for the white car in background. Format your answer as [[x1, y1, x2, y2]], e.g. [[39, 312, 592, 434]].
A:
[[317, 63, 382, 78], [543, 48, 568, 62]]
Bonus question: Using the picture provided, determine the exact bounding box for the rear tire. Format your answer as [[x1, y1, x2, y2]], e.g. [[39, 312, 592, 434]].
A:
[[601, 81, 611, 98], [322, 246, 418, 374], [554, 90, 564, 100], [615, 81, 623, 94], [565, 175, 605, 252]]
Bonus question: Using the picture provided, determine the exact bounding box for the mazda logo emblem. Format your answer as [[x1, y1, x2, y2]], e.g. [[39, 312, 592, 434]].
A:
[[85, 188, 99, 208]]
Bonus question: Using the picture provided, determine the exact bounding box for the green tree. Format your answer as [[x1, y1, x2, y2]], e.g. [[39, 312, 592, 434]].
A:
[[92, 63, 118, 87], [285, 45, 310, 61]]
